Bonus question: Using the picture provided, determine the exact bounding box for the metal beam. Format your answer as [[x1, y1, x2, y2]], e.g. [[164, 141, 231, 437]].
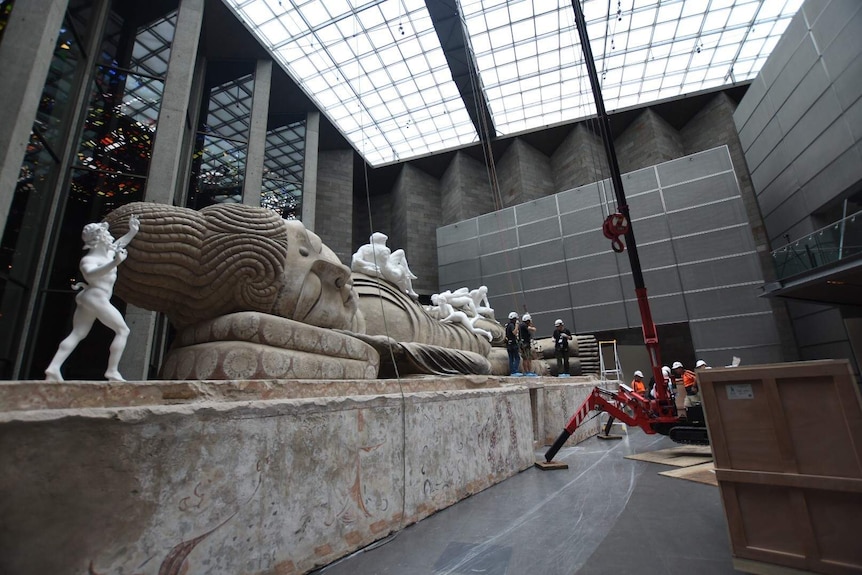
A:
[[424, 0, 495, 142]]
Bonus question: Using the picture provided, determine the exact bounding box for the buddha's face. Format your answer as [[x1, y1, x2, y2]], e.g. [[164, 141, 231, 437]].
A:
[[276, 220, 357, 330]]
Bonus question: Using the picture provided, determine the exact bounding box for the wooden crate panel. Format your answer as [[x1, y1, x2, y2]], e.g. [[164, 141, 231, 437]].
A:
[[699, 360, 862, 574]]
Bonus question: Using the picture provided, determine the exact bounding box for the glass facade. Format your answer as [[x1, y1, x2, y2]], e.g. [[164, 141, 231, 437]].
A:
[[0, 1, 95, 378], [2, 1, 179, 379], [0, 0, 313, 380], [187, 68, 254, 209], [262, 120, 305, 220], [0, 0, 13, 45]]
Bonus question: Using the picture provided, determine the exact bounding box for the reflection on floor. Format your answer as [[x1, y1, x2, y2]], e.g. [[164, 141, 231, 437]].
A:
[[316, 429, 742, 575]]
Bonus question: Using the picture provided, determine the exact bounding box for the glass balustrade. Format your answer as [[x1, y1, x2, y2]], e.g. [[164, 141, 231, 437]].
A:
[[772, 210, 862, 280]]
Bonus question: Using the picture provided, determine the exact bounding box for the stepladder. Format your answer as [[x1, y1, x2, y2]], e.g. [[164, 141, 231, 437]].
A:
[[599, 340, 623, 382]]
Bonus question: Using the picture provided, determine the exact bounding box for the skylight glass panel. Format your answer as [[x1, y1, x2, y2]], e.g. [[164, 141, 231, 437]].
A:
[[225, 0, 477, 166], [225, 0, 803, 164], [727, 2, 759, 26], [656, 3, 683, 23], [631, 6, 657, 28]]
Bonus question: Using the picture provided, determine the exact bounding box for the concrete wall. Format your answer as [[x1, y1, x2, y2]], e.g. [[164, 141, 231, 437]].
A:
[[682, 93, 799, 361], [316, 149, 355, 265], [438, 146, 783, 367], [496, 139, 554, 207], [615, 108, 685, 174], [440, 151, 496, 225], [551, 123, 609, 193], [391, 164, 442, 294], [733, 0, 862, 367], [353, 192, 392, 263]]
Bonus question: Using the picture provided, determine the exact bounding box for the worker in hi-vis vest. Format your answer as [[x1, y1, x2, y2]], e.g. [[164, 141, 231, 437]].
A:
[[631, 370, 647, 395], [672, 361, 701, 408]]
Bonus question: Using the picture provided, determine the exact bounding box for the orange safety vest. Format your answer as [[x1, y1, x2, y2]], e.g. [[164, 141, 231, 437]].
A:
[[682, 370, 698, 389], [631, 378, 646, 394]]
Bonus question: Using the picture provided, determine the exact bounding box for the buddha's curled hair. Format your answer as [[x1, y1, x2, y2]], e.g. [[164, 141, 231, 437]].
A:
[[105, 202, 287, 328]]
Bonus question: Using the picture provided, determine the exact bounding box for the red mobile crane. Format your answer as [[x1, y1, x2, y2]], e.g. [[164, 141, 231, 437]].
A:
[[543, 2, 708, 464]]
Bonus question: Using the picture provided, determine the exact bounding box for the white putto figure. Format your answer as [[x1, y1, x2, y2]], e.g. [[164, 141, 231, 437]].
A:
[[431, 291, 492, 341], [351, 232, 418, 299], [436, 287, 478, 317], [469, 285, 495, 319], [45, 214, 140, 382], [351, 232, 391, 276]]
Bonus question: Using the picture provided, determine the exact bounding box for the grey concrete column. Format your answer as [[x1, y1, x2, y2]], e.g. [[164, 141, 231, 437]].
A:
[[302, 111, 320, 231], [243, 59, 273, 207], [145, 0, 204, 205], [120, 0, 204, 380], [173, 55, 207, 207], [0, 0, 69, 240], [118, 305, 157, 380]]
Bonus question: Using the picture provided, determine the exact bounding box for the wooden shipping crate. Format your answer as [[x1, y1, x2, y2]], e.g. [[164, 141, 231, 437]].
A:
[[697, 360, 862, 575]]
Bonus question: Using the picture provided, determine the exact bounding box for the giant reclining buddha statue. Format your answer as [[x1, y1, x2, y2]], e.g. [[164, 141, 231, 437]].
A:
[[104, 202, 504, 380]]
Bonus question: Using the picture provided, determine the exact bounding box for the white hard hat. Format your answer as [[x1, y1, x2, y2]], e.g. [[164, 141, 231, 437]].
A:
[[522, 313, 531, 321], [508, 311, 518, 320], [633, 370, 644, 378], [695, 360, 707, 368], [672, 361, 684, 370], [662, 365, 671, 376], [554, 319, 563, 326]]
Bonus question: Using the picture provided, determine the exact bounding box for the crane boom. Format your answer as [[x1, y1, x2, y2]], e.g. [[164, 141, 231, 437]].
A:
[[542, 2, 708, 463]]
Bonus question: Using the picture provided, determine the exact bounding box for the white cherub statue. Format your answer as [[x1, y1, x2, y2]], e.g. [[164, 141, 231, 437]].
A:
[[351, 232, 391, 277], [385, 248, 418, 299], [469, 285, 495, 319], [45, 214, 140, 382], [431, 292, 491, 341], [436, 287, 478, 317], [352, 232, 418, 299]]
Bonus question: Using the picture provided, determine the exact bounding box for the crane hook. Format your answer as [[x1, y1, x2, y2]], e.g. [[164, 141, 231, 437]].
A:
[[602, 212, 629, 253]]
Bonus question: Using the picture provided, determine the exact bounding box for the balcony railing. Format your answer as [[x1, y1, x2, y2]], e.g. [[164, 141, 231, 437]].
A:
[[772, 210, 862, 280]]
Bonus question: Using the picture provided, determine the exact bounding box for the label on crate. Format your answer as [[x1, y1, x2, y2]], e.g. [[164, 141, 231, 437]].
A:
[[726, 383, 754, 400]]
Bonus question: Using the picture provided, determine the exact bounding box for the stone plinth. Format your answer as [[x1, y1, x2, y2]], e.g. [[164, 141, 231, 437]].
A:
[[0, 375, 604, 574]]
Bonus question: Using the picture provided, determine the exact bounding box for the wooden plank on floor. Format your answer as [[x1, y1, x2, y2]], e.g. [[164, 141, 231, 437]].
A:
[[535, 460, 568, 470]]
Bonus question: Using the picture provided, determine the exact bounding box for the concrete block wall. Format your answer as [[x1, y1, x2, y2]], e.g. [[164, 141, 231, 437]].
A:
[[353, 193, 392, 261], [391, 164, 442, 294], [316, 149, 354, 265], [439, 147, 784, 367], [313, 87, 789, 363], [440, 151, 496, 225], [329, 88, 772, 298], [615, 108, 685, 174], [497, 139, 554, 207], [551, 123, 609, 193], [786, 300, 859, 363]]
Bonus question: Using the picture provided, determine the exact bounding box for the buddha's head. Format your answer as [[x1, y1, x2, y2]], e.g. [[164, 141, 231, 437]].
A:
[[105, 202, 357, 330]]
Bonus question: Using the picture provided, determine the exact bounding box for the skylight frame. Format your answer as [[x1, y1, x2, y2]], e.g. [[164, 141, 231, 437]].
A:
[[463, 0, 802, 136], [225, 0, 803, 166], [225, 0, 478, 166]]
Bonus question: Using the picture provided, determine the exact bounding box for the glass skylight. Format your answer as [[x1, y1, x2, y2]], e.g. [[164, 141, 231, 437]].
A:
[[225, 0, 803, 166], [226, 0, 478, 166]]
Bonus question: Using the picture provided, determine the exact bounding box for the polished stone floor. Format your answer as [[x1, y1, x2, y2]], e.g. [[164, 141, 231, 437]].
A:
[[316, 429, 742, 575]]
